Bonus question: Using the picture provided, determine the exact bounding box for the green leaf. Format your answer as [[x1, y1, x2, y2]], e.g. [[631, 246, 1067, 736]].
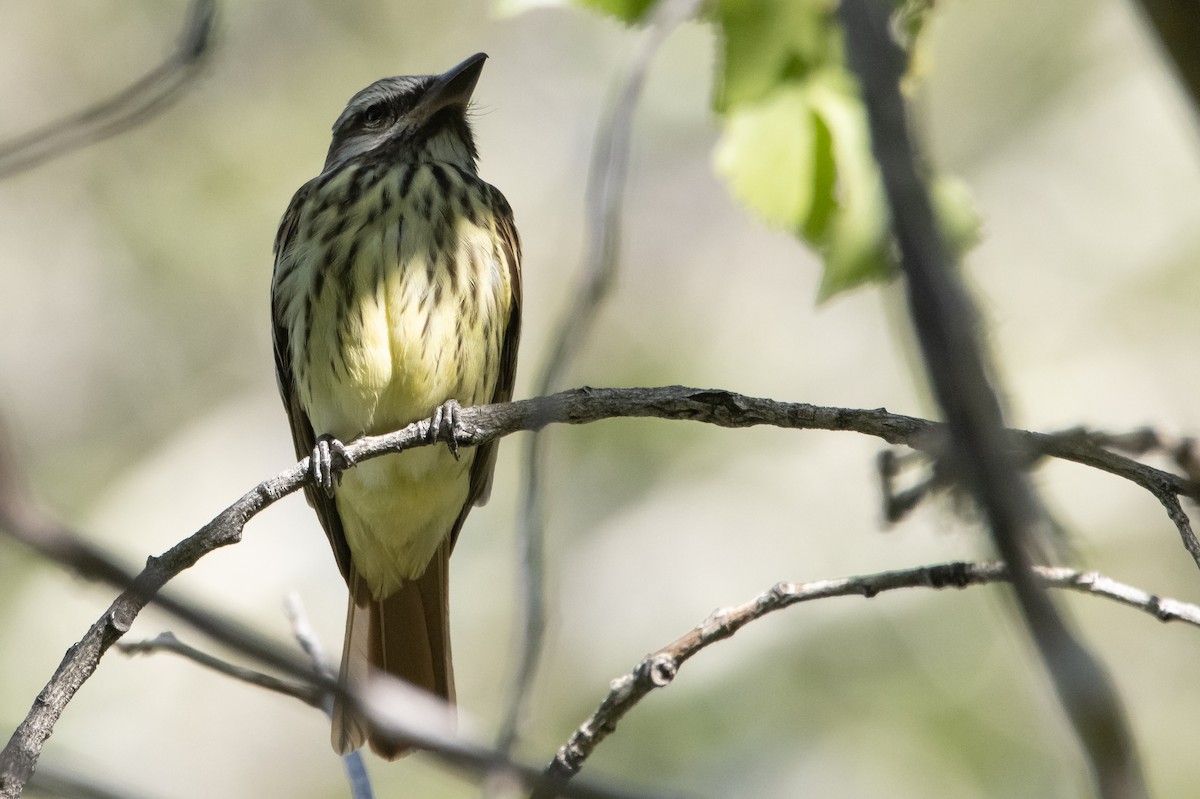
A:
[[709, 0, 978, 300], [711, 0, 897, 299], [931, 175, 982, 257], [575, 0, 656, 23], [713, 84, 819, 235], [714, 70, 894, 300], [710, 0, 839, 113], [493, 0, 567, 16], [806, 71, 892, 299]]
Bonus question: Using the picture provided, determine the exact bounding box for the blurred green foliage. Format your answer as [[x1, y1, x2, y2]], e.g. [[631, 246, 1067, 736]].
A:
[[574, 0, 978, 299], [576, 0, 656, 21]]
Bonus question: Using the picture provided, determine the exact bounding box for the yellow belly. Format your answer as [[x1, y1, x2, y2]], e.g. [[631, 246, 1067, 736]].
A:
[[335, 445, 473, 595], [284, 162, 512, 597]]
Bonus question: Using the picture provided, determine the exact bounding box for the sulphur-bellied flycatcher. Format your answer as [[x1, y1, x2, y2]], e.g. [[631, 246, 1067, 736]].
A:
[[270, 52, 521, 758]]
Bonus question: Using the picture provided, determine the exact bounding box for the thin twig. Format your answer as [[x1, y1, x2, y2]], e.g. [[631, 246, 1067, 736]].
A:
[[118, 631, 322, 707], [118, 600, 376, 799], [1025, 429, 1200, 569], [838, 2, 1146, 796], [876, 447, 944, 522], [0, 0, 215, 179], [540, 562, 1200, 790], [285, 593, 375, 799], [284, 592, 336, 684], [503, 0, 705, 759]]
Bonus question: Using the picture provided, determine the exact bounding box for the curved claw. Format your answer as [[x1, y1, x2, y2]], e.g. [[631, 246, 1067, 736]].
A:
[[312, 435, 349, 497], [427, 400, 463, 461]]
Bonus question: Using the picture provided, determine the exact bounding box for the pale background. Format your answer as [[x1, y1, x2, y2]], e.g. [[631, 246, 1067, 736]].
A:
[[1, 1, 1199, 797]]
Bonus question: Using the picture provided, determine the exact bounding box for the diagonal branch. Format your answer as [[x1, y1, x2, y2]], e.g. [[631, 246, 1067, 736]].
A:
[[839, 1, 1149, 796], [539, 561, 1200, 790]]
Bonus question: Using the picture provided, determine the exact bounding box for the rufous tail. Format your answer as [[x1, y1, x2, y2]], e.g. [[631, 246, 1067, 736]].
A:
[[331, 538, 454, 759]]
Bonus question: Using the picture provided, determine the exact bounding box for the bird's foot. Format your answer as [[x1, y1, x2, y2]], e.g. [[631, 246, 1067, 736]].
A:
[[311, 435, 350, 497], [427, 399, 463, 461]]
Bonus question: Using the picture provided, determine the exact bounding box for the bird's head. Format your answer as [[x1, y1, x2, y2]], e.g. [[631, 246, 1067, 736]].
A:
[[322, 52, 487, 174]]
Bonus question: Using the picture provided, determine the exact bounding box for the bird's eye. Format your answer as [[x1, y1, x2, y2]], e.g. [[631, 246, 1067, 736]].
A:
[[361, 104, 389, 128]]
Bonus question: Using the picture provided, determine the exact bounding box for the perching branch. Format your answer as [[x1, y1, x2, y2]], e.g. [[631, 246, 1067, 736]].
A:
[[1, 386, 1194, 797], [540, 561, 1200, 789]]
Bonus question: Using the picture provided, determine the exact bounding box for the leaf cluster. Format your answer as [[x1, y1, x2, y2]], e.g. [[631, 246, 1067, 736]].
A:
[[582, 0, 978, 299]]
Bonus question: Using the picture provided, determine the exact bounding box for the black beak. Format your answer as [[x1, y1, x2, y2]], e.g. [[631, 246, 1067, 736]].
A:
[[424, 52, 488, 113]]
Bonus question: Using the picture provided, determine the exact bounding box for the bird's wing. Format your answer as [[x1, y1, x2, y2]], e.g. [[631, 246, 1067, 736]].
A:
[[271, 180, 354, 584], [453, 186, 522, 549]]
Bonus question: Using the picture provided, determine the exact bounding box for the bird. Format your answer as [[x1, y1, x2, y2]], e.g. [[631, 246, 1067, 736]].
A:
[[269, 52, 521, 758]]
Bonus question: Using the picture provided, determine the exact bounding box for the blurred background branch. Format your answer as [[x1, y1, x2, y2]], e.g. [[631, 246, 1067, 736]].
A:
[[118, 631, 324, 707], [502, 0, 704, 760], [838, 0, 1146, 795], [1133, 0, 1200, 119], [283, 593, 376, 799], [0, 0, 215, 179]]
